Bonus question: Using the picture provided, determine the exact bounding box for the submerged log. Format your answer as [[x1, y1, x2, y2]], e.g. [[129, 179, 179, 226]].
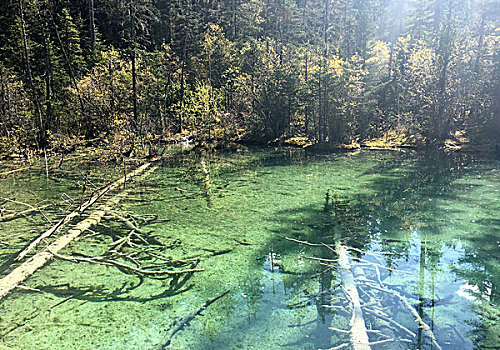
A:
[[335, 242, 371, 350], [0, 163, 157, 300], [157, 290, 230, 349], [289, 229, 440, 350], [0, 204, 51, 222], [15, 163, 154, 262]]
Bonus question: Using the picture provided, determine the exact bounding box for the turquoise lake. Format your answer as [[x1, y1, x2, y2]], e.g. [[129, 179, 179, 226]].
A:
[[0, 148, 498, 349]]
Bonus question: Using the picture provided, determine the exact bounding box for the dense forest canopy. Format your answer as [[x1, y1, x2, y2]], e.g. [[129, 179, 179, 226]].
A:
[[0, 0, 498, 154]]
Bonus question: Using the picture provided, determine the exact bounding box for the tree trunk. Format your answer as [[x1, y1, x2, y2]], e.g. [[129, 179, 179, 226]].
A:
[[335, 242, 371, 350], [41, 20, 52, 146], [129, 1, 138, 132], [318, 69, 323, 142], [19, 0, 44, 146], [179, 33, 188, 132], [89, 0, 96, 54], [474, 17, 485, 74], [232, 0, 237, 40], [132, 48, 138, 125], [304, 50, 309, 135], [433, 0, 442, 34], [0, 163, 157, 301], [417, 240, 426, 348], [50, 14, 85, 117]]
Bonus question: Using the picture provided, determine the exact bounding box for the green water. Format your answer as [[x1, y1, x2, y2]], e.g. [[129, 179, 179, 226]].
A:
[[0, 149, 498, 350]]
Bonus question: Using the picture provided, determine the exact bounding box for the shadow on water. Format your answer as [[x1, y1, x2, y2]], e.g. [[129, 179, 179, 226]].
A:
[[0, 148, 497, 350], [26, 269, 196, 304], [167, 149, 496, 349], [248, 150, 499, 350]]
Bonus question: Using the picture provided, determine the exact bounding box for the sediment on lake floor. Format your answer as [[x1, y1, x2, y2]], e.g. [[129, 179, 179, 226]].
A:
[[0, 162, 157, 300]]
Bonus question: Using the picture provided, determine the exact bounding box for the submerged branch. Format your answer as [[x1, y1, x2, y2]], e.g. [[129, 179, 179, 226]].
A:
[[49, 250, 203, 276], [0, 163, 157, 301], [358, 279, 441, 349], [0, 203, 51, 222], [285, 237, 323, 246], [105, 210, 148, 234], [14, 163, 154, 262], [158, 290, 230, 349], [0, 167, 30, 177], [363, 307, 416, 338]]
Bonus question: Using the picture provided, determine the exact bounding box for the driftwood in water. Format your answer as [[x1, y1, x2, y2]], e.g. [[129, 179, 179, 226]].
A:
[[157, 290, 230, 349], [334, 242, 372, 350], [0, 163, 157, 300], [0, 203, 51, 222], [15, 163, 154, 262]]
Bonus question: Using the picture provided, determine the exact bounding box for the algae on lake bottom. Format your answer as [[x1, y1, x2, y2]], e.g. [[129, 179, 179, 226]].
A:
[[0, 149, 498, 350]]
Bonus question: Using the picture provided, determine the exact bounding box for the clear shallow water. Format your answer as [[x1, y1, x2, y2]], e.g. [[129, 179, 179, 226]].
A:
[[0, 149, 498, 350]]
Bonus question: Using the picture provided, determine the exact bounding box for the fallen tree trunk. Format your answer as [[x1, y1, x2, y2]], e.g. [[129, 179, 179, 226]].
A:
[[334, 242, 371, 350], [0, 163, 157, 300], [157, 290, 230, 349], [15, 162, 153, 261], [283, 235, 371, 349]]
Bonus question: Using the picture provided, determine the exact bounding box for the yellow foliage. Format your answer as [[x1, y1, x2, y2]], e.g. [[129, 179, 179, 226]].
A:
[[283, 136, 314, 148], [363, 131, 419, 148]]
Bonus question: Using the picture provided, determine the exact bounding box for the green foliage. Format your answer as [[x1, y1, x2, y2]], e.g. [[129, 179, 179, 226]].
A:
[[0, 63, 35, 155], [0, 0, 498, 152]]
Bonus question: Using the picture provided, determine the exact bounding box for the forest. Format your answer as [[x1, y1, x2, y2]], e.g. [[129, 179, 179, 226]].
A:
[[0, 2, 499, 349], [0, 0, 499, 157]]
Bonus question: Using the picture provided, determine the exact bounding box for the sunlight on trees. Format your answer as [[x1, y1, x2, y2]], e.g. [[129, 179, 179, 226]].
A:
[[0, 0, 498, 154]]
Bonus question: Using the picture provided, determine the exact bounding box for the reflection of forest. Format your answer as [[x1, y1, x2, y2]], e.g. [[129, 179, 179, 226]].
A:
[[264, 150, 498, 349], [1, 149, 497, 350], [61, 149, 496, 349]]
